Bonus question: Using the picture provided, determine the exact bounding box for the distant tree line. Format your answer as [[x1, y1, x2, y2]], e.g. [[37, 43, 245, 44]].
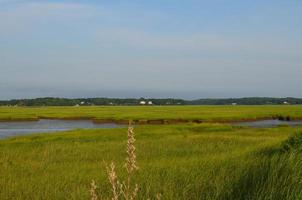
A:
[[189, 97, 302, 105], [0, 97, 301, 106], [0, 97, 186, 106]]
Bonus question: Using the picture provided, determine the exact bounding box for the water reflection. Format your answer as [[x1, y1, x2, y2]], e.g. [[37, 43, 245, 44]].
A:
[[0, 119, 122, 138], [234, 119, 302, 128]]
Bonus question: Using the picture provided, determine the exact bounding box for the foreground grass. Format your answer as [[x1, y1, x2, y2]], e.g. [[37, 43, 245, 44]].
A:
[[1, 124, 302, 199], [1, 105, 302, 122]]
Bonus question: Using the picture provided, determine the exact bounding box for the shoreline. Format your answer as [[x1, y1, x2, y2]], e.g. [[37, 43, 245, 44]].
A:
[[1, 116, 302, 125]]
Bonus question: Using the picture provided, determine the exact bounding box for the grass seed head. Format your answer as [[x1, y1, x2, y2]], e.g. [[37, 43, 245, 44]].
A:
[[106, 162, 119, 200], [125, 124, 138, 174], [89, 180, 98, 200]]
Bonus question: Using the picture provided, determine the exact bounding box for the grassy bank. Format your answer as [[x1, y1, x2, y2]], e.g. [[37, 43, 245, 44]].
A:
[[1, 105, 302, 122], [1, 124, 302, 199]]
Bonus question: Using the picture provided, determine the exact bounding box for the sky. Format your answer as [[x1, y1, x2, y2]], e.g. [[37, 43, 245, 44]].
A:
[[1, 0, 302, 100]]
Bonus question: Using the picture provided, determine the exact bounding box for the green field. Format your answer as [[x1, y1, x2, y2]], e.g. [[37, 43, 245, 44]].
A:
[[1, 106, 302, 199], [1, 105, 302, 122]]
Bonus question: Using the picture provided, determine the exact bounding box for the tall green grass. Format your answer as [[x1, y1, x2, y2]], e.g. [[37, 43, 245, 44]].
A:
[[1, 124, 302, 199], [226, 132, 302, 200]]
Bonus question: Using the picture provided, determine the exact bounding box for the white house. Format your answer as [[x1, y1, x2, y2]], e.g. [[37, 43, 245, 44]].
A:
[[139, 101, 146, 105], [148, 101, 153, 105]]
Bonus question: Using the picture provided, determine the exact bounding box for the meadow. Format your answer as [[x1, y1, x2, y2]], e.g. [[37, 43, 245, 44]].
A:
[[1, 105, 302, 122], [1, 106, 302, 199]]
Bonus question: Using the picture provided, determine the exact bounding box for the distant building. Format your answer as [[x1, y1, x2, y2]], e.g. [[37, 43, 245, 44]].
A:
[[139, 101, 146, 105], [148, 101, 153, 105], [232, 103, 237, 106], [283, 101, 290, 105], [74, 104, 80, 107], [80, 101, 85, 105]]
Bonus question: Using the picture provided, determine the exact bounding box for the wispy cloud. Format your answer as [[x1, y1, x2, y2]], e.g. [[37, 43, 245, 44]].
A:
[[1, 1, 302, 99], [94, 27, 302, 59], [0, 1, 95, 34]]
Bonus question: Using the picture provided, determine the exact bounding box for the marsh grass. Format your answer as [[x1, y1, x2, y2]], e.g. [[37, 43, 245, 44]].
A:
[[1, 124, 302, 199], [1, 105, 302, 122], [89, 123, 139, 200], [90, 123, 160, 200], [225, 133, 302, 200]]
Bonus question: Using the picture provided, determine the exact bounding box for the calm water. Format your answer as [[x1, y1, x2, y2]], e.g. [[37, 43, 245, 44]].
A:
[[0, 119, 122, 138], [234, 119, 302, 128], [2, 119, 302, 139]]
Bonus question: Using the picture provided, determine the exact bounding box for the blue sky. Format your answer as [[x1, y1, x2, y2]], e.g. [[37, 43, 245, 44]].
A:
[[1, 0, 302, 99]]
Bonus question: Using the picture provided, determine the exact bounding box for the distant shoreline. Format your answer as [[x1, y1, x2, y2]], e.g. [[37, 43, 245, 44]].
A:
[[1, 105, 302, 124], [1, 97, 302, 106]]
